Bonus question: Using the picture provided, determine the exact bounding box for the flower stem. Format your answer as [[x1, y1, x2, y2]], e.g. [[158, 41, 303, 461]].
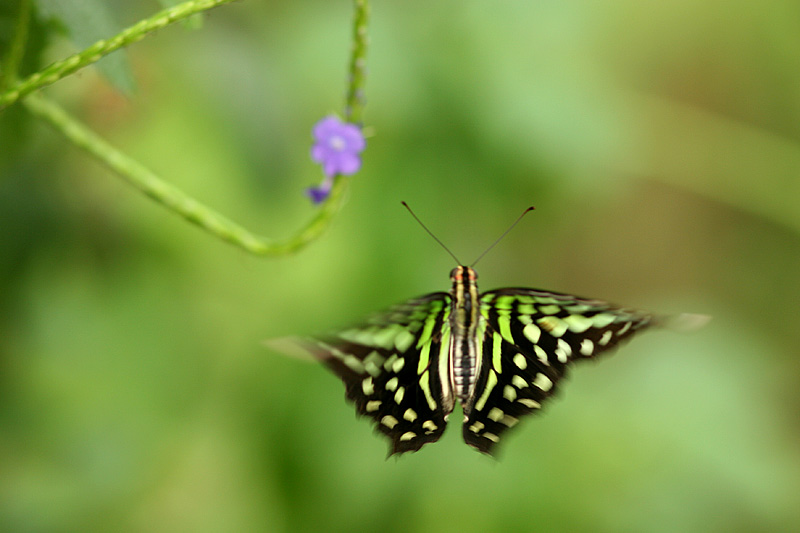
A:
[[0, 0, 32, 91], [0, 0, 237, 110], [12, 0, 370, 256], [344, 0, 370, 124], [23, 92, 345, 256]]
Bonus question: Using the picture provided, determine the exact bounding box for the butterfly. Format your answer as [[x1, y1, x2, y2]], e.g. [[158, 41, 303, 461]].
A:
[[271, 206, 707, 457]]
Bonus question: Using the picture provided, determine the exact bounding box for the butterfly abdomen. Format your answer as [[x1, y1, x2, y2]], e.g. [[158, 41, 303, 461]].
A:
[[449, 266, 482, 406]]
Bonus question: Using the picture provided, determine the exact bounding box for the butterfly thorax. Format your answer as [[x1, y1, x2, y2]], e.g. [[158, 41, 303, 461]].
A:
[[449, 266, 482, 408]]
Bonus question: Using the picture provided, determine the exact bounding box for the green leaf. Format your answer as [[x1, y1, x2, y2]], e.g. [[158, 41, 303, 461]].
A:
[[34, 0, 135, 94]]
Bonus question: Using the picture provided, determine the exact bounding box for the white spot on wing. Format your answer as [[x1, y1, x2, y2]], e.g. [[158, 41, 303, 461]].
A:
[[523, 323, 541, 344], [488, 407, 504, 422], [534, 345, 549, 364], [518, 398, 541, 409], [383, 354, 398, 371], [399, 431, 416, 441], [580, 339, 593, 356], [564, 314, 593, 333], [362, 377, 374, 396], [592, 313, 616, 328], [501, 415, 519, 427], [364, 361, 381, 376], [555, 339, 572, 363], [394, 330, 415, 352], [538, 316, 568, 337], [533, 373, 553, 392], [394, 386, 405, 404], [503, 385, 517, 402], [469, 421, 485, 433], [343, 355, 366, 373], [381, 415, 398, 428]]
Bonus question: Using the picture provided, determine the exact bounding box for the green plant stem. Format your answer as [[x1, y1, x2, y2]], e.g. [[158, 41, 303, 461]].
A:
[[0, 0, 32, 90], [23, 92, 347, 256], [0, 0, 236, 110], [14, 0, 370, 256], [344, 0, 369, 124]]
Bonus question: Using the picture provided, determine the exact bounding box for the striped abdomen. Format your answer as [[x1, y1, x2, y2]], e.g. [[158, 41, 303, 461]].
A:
[[448, 266, 481, 405]]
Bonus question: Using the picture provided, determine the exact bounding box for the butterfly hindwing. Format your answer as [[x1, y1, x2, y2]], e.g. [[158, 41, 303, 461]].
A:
[[294, 293, 453, 456], [462, 288, 657, 455], [462, 325, 559, 454]]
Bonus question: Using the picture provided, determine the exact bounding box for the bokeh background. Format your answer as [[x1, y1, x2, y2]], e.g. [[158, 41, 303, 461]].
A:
[[2, 0, 800, 531]]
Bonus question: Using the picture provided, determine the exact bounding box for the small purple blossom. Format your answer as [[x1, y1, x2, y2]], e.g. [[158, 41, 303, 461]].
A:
[[305, 175, 334, 204], [306, 115, 366, 204]]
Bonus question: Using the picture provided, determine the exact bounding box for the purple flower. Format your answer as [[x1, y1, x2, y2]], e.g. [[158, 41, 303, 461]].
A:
[[311, 115, 366, 176], [306, 115, 366, 204]]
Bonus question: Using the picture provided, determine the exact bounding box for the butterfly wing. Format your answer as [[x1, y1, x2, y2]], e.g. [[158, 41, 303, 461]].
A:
[[462, 288, 657, 455], [286, 293, 454, 456]]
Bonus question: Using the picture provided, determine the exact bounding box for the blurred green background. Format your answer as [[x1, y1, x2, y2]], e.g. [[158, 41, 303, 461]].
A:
[[2, 0, 800, 531]]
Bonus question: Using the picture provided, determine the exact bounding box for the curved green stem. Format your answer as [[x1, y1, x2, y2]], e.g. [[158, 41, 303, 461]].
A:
[[1, 0, 32, 91], [23, 92, 348, 256], [13, 0, 370, 256], [344, 0, 369, 124], [0, 0, 236, 110]]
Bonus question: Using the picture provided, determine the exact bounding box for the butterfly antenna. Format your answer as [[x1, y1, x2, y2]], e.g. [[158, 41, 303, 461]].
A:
[[401, 201, 462, 264], [471, 206, 535, 267]]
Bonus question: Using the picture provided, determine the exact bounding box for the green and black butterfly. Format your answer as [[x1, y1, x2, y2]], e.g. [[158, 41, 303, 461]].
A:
[[274, 206, 707, 457]]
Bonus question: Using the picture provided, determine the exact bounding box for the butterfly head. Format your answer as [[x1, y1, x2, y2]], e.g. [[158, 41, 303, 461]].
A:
[[450, 265, 478, 283]]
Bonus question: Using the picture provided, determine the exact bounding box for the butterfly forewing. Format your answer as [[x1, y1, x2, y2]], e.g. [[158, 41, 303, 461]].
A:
[[294, 293, 453, 456], [483, 289, 656, 364], [461, 289, 657, 455]]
